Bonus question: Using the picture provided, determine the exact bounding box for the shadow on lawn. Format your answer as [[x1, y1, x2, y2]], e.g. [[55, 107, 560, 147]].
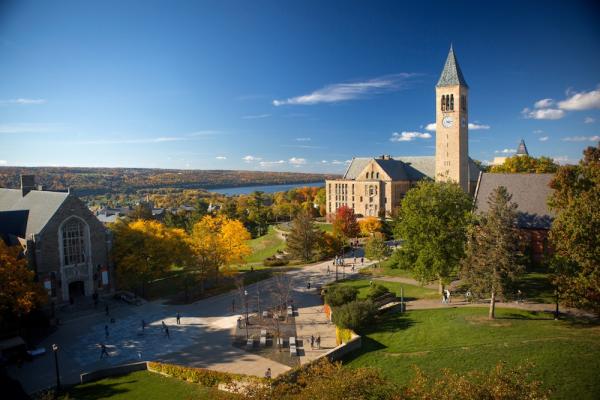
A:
[[65, 379, 134, 399], [497, 311, 555, 321]]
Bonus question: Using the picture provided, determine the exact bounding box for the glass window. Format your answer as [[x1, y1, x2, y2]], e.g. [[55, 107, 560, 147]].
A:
[[62, 219, 85, 265]]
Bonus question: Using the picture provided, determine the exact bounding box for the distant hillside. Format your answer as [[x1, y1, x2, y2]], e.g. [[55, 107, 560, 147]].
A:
[[0, 166, 339, 195]]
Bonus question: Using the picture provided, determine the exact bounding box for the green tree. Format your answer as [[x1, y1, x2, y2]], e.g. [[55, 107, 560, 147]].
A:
[[286, 210, 323, 261], [324, 285, 358, 307], [548, 143, 600, 314], [490, 155, 559, 173], [393, 181, 472, 292], [332, 300, 377, 331], [461, 186, 524, 319], [364, 232, 391, 267]]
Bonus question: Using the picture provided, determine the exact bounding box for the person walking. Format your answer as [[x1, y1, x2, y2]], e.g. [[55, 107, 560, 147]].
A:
[[161, 321, 166, 332], [176, 312, 181, 325], [310, 335, 315, 349], [265, 368, 272, 380], [141, 319, 146, 332], [105, 304, 109, 316], [105, 325, 109, 339], [100, 343, 110, 359], [445, 289, 451, 304], [165, 326, 170, 339], [361, 257, 364, 265], [316, 336, 321, 349]]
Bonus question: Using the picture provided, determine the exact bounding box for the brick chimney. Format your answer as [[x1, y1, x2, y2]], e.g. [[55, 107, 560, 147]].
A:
[[21, 175, 36, 197]]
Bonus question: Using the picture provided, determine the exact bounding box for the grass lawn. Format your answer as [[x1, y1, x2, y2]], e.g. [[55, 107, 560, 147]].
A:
[[331, 278, 438, 301], [515, 271, 556, 304], [245, 225, 286, 264], [344, 307, 600, 399], [60, 370, 232, 399], [317, 222, 333, 233], [373, 258, 414, 279]]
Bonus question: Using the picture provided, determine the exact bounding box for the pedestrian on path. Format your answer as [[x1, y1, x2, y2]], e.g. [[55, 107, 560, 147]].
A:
[[327, 264, 330, 274], [265, 368, 272, 380], [176, 312, 181, 325], [165, 326, 170, 339], [445, 289, 451, 304], [310, 335, 315, 349], [105, 325, 109, 339], [237, 316, 242, 328], [316, 336, 321, 349], [361, 257, 364, 265], [105, 304, 109, 316], [161, 321, 166, 331], [141, 319, 146, 331], [100, 343, 109, 359]]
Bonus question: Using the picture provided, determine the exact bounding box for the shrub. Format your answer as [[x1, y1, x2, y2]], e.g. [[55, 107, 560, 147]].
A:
[[147, 362, 254, 387], [324, 285, 358, 307], [332, 300, 377, 331], [263, 256, 289, 266], [366, 284, 390, 300], [335, 326, 353, 345]]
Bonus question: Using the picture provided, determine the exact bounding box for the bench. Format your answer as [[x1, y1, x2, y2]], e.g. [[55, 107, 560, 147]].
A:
[[289, 336, 296, 347], [262, 311, 269, 318], [290, 345, 297, 356], [246, 338, 253, 348]]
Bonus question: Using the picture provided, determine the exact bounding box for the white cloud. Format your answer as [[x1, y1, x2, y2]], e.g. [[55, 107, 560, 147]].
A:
[[273, 73, 416, 106], [425, 123, 436, 131], [187, 130, 221, 136], [494, 148, 516, 154], [584, 117, 596, 124], [243, 155, 262, 162], [561, 135, 600, 142], [522, 108, 565, 120], [80, 137, 186, 145], [215, 156, 227, 160], [534, 98, 554, 109], [295, 137, 311, 141], [259, 160, 285, 167], [242, 114, 271, 119], [0, 123, 62, 134], [321, 160, 328, 164], [539, 136, 549, 141], [1, 98, 47, 105], [0, 160, 7, 165], [553, 155, 576, 165], [390, 131, 432, 142], [468, 122, 490, 130], [558, 88, 600, 110], [288, 157, 307, 165], [533, 129, 544, 134], [331, 160, 348, 165]]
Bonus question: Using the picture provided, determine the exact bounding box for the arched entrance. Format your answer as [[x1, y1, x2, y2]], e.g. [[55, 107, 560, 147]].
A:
[[68, 280, 85, 299]]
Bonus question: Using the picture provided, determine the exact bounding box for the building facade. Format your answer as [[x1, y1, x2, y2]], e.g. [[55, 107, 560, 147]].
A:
[[0, 175, 113, 303], [325, 46, 479, 218]]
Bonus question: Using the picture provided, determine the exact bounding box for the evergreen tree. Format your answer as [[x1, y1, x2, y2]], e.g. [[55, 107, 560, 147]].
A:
[[461, 186, 524, 319], [286, 210, 322, 261]]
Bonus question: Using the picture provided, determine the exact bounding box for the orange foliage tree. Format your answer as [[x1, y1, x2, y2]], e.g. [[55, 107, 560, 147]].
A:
[[359, 216, 382, 236]]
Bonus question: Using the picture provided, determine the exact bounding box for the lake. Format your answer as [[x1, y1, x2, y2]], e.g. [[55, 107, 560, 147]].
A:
[[209, 181, 324, 195]]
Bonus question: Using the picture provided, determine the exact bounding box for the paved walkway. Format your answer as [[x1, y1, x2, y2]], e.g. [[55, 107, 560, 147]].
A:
[[295, 304, 337, 364]]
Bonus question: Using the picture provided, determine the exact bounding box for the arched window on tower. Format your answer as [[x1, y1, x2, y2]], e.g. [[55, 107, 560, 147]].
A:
[[441, 95, 446, 111], [445, 95, 450, 111], [450, 94, 454, 111], [461, 95, 466, 111]]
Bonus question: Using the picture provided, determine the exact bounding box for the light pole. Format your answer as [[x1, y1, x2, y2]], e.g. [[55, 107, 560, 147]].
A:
[[244, 289, 249, 339], [273, 312, 281, 351], [52, 344, 60, 391]]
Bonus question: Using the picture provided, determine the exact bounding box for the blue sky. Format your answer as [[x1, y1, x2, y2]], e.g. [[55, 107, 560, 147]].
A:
[[1, 0, 599, 173]]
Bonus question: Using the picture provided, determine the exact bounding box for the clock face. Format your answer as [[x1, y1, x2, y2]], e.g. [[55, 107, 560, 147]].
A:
[[442, 116, 454, 128]]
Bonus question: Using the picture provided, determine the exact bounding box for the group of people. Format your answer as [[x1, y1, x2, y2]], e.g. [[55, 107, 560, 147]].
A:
[[310, 334, 321, 349], [442, 289, 452, 304]]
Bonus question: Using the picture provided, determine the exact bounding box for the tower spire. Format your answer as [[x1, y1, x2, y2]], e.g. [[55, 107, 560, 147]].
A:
[[436, 45, 468, 88]]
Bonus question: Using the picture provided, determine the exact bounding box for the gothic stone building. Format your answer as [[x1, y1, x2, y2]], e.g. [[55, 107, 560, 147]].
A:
[[0, 175, 113, 303], [326, 46, 480, 218]]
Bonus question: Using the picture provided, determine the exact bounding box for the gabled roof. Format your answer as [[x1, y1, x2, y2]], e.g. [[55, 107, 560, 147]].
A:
[[436, 45, 468, 88], [516, 139, 529, 156], [0, 188, 69, 236], [343, 158, 372, 179], [394, 156, 436, 180], [474, 173, 555, 229], [373, 158, 409, 181]]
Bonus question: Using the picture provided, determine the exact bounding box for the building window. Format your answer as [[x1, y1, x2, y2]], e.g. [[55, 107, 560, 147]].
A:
[[62, 219, 86, 266], [450, 94, 454, 111], [441, 95, 445, 111]]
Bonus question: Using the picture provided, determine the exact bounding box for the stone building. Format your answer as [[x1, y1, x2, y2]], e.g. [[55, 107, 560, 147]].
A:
[[0, 175, 113, 303], [326, 46, 480, 218]]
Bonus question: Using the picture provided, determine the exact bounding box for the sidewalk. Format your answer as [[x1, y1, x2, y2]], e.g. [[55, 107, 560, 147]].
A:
[[294, 304, 337, 364]]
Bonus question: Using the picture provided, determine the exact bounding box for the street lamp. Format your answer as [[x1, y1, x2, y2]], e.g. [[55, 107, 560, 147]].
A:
[[244, 289, 249, 339], [52, 344, 60, 391]]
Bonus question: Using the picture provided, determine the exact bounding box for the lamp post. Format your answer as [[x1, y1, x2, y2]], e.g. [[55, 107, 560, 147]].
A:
[[244, 289, 249, 339], [52, 344, 60, 391], [273, 312, 281, 351]]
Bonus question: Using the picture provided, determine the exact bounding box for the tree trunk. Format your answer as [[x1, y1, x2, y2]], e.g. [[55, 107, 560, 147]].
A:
[[489, 290, 496, 319], [438, 277, 444, 294]]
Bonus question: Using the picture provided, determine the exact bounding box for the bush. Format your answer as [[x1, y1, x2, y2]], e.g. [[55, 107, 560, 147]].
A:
[[366, 284, 390, 300], [332, 300, 377, 331], [147, 362, 254, 387], [263, 256, 289, 266], [324, 285, 358, 307]]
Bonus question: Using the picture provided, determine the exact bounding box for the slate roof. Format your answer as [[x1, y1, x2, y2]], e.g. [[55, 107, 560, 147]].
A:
[[343, 158, 372, 179], [436, 45, 468, 88], [373, 158, 409, 180], [0, 188, 69, 236], [516, 139, 529, 156], [474, 173, 555, 229]]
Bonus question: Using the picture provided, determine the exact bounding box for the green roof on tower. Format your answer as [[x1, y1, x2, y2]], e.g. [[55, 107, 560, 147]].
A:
[[436, 45, 469, 88]]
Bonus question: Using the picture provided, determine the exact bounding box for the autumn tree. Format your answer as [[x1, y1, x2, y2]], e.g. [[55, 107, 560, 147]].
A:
[[461, 186, 524, 319], [286, 210, 323, 261], [0, 241, 46, 321], [331, 205, 360, 248], [364, 232, 391, 267], [490, 155, 559, 173], [548, 143, 600, 314], [359, 216, 382, 236], [393, 181, 472, 293], [189, 215, 251, 283], [111, 220, 192, 296]]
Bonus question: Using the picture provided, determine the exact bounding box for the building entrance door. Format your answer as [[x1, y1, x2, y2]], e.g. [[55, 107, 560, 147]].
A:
[[68, 280, 85, 299]]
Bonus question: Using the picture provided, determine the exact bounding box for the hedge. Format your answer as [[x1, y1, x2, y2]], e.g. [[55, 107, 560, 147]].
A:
[[147, 362, 260, 387]]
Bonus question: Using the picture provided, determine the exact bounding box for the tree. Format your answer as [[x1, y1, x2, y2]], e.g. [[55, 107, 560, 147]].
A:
[[548, 143, 600, 314], [364, 232, 391, 267], [359, 216, 382, 236], [324, 285, 358, 307], [286, 210, 323, 261], [331, 205, 360, 244], [0, 241, 46, 320], [130, 202, 153, 220], [189, 215, 251, 283], [461, 186, 524, 319], [111, 220, 191, 296], [393, 181, 472, 292], [332, 300, 378, 332], [489, 155, 559, 173]]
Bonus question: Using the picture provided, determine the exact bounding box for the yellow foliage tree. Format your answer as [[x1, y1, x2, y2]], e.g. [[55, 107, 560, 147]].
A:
[[190, 215, 251, 282], [111, 219, 192, 295], [0, 241, 46, 319], [359, 217, 382, 236]]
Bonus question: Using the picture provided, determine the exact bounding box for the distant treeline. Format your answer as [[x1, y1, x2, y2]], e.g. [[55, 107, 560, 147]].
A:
[[0, 166, 338, 195]]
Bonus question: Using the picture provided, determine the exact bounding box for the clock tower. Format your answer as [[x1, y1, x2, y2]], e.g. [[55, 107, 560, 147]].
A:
[[435, 45, 469, 192]]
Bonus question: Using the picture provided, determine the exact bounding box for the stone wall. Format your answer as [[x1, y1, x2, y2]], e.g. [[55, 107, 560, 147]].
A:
[[80, 361, 148, 384]]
